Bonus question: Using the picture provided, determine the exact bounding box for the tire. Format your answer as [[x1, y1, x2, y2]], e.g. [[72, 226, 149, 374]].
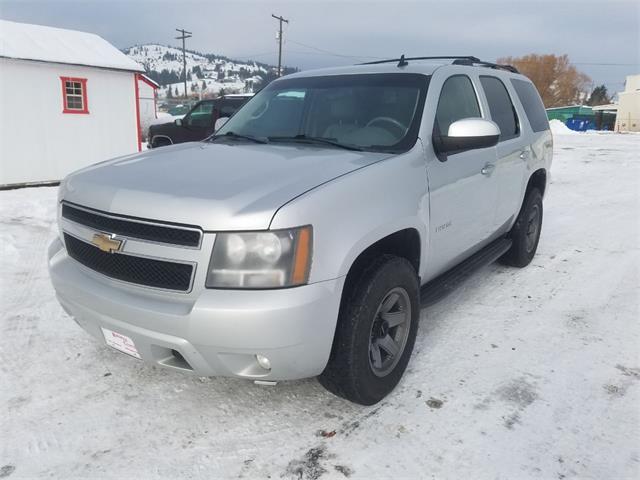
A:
[[319, 255, 419, 405], [500, 187, 543, 268], [151, 137, 171, 149]]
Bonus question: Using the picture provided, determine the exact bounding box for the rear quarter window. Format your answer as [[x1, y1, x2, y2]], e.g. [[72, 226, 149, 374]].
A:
[[511, 79, 549, 133]]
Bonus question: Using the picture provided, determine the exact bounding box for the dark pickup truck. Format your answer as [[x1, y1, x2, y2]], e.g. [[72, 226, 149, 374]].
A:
[[148, 94, 253, 148]]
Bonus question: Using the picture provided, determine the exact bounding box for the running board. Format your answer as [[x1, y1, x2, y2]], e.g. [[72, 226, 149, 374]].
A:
[[420, 238, 512, 307]]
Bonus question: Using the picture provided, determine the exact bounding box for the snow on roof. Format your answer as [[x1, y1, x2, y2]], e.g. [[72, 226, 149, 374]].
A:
[[591, 103, 618, 111], [0, 19, 144, 72], [139, 73, 159, 88]]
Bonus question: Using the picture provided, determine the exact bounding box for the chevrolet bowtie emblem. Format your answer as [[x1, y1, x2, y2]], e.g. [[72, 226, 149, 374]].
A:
[[91, 233, 124, 253]]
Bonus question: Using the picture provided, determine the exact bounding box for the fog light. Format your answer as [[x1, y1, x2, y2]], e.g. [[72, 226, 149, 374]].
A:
[[256, 354, 271, 371]]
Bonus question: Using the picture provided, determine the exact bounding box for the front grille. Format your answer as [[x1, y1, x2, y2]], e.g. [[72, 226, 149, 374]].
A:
[[64, 233, 194, 291], [62, 203, 201, 247]]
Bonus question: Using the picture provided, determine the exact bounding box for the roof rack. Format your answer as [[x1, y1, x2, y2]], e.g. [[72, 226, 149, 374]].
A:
[[362, 55, 480, 66], [360, 55, 519, 73], [451, 58, 519, 73]]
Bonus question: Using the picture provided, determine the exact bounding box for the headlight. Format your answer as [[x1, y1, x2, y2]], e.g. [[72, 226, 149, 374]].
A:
[[206, 226, 312, 289]]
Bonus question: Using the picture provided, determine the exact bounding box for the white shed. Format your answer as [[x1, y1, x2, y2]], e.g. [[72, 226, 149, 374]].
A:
[[0, 19, 155, 187]]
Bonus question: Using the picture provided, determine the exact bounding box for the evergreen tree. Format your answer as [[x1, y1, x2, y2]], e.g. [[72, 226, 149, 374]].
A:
[[201, 80, 207, 91], [174, 87, 179, 97], [166, 86, 173, 98], [586, 85, 611, 106]]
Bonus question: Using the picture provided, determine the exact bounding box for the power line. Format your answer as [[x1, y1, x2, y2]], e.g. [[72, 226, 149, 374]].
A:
[[286, 39, 384, 61], [573, 62, 638, 67], [503, 60, 638, 67], [229, 52, 278, 60], [175, 28, 192, 98], [271, 14, 289, 76]]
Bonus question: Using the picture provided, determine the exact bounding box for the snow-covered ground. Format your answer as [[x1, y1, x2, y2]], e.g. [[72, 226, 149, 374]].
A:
[[1, 132, 638, 479]]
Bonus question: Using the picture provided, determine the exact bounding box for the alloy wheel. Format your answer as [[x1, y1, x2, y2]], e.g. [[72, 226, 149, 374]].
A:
[[369, 287, 412, 377]]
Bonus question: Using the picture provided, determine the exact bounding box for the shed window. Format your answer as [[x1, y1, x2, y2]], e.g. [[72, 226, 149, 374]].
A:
[[61, 77, 89, 114]]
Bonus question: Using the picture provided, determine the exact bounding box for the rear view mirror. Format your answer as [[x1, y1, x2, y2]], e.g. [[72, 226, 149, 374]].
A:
[[175, 118, 183, 127], [434, 118, 500, 155], [215, 117, 229, 131]]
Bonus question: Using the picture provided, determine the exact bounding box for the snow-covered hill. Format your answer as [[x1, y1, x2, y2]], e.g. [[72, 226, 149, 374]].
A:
[[124, 44, 275, 99]]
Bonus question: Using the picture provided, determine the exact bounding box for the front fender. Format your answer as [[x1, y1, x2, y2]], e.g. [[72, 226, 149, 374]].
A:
[[270, 146, 429, 284]]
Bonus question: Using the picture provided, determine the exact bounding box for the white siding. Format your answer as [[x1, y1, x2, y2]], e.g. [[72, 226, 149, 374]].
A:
[[0, 58, 139, 185]]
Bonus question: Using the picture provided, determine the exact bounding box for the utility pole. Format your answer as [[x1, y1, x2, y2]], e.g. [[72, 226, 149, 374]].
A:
[[175, 28, 192, 98], [271, 14, 289, 77]]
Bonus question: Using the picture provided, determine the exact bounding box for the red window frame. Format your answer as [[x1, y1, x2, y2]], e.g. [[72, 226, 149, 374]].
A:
[[60, 77, 89, 114]]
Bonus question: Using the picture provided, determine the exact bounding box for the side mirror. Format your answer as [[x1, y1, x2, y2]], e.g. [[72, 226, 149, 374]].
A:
[[175, 118, 183, 127], [214, 116, 230, 131], [434, 118, 500, 155]]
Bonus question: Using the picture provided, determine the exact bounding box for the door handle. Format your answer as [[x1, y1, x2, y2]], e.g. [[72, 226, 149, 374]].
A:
[[481, 164, 495, 175], [519, 150, 530, 160]]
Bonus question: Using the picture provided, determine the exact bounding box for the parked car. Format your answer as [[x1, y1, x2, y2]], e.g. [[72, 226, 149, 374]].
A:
[[148, 94, 253, 148], [49, 56, 552, 405]]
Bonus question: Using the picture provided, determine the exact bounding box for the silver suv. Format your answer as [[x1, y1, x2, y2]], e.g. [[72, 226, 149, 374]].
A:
[[49, 56, 552, 405]]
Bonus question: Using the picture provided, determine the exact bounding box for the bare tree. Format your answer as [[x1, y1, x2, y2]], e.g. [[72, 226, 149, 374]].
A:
[[497, 54, 591, 108]]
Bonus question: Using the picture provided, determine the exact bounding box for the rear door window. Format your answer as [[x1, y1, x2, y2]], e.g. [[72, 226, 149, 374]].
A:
[[435, 75, 481, 134], [511, 79, 549, 132], [480, 76, 519, 141]]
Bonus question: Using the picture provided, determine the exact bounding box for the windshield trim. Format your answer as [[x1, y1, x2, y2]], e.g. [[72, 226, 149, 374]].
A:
[[267, 135, 365, 152], [214, 73, 431, 154]]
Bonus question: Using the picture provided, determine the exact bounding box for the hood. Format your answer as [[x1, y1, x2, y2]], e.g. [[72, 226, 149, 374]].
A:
[[62, 141, 391, 230], [148, 120, 178, 132]]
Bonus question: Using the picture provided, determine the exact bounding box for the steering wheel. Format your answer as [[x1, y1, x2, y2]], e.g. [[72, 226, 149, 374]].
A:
[[366, 116, 408, 135]]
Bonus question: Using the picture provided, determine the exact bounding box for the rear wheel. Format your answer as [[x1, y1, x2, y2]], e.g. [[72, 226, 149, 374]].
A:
[[500, 188, 543, 267], [319, 255, 419, 405]]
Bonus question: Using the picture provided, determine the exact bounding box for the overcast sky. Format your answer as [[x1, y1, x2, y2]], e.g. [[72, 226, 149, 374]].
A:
[[1, 0, 638, 92]]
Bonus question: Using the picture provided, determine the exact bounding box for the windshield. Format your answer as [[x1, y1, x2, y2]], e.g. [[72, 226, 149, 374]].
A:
[[214, 73, 429, 153]]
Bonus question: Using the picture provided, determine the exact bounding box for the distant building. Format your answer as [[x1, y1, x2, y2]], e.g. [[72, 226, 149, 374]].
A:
[[564, 75, 640, 133], [546, 105, 598, 131], [616, 75, 640, 132], [0, 19, 156, 187], [591, 104, 618, 130]]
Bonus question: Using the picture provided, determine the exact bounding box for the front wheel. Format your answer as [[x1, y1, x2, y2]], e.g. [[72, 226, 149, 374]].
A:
[[500, 188, 543, 267], [151, 137, 172, 149], [319, 255, 419, 405]]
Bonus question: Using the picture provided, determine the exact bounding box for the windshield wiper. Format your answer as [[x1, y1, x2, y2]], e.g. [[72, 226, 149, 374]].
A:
[[268, 135, 364, 151], [209, 131, 269, 144]]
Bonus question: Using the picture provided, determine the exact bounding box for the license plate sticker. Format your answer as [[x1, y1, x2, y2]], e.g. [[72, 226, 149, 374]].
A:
[[101, 328, 141, 359]]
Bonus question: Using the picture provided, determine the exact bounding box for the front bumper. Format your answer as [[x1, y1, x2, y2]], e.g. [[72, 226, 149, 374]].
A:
[[48, 238, 344, 380]]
